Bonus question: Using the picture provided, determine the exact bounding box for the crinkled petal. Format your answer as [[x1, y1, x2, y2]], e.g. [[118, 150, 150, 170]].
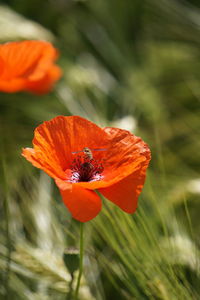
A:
[[22, 116, 108, 180], [99, 156, 150, 213], [69, 127, 151, 190], [59, 184, 102, 222], [22, 147, 66, 180]]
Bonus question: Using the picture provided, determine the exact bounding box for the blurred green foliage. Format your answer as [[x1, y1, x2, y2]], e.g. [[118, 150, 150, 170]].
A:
[[0, 0, 200, 299]]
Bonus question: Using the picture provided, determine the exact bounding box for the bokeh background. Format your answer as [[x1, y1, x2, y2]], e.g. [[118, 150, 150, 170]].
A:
[[0, 0, 200, 299]]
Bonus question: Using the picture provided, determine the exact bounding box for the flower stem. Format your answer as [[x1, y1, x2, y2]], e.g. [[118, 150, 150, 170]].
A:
[[66, 273, 74, 300], [74, 222, 84, 299]]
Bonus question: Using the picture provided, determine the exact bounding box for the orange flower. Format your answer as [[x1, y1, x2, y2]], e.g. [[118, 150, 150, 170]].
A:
[[0, 40, 61, 94], [22, 116, 151, 222]]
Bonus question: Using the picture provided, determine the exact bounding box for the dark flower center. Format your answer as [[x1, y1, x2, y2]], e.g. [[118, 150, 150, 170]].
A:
[[69, 155, 104, 183]]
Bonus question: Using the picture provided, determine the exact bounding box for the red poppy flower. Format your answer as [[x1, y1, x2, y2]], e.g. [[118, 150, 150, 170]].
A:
[[22, 116, 151, 222], [0, 40, 61, 94]]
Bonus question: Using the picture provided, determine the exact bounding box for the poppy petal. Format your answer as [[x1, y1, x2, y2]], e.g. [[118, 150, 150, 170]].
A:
[[99, 158, 149, 213], [22, 147, 66, 180], [102, 127, 151, 183], [22, 116, 108, 180], [70, 127, 150, 190], [0, 78, 26, 92], [0, 41, 56, 78], [59, 184, 102, 222], [22, 115, 151, 221], [0, 40, 61, 93], [0, 56, 4, 76], [26, 65, 62, 94]]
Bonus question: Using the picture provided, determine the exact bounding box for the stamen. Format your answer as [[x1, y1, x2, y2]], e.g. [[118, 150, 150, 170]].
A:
[[69, 154, 104, 183]]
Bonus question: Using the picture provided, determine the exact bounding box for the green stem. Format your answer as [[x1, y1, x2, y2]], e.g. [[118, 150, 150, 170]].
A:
[[74, 222, 84, 300], [66, 273, 74, 300]]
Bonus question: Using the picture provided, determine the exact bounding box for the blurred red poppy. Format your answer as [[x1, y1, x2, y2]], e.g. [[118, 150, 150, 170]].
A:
[[22, 116, 151, 222], [0, 40, 61, 94]]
